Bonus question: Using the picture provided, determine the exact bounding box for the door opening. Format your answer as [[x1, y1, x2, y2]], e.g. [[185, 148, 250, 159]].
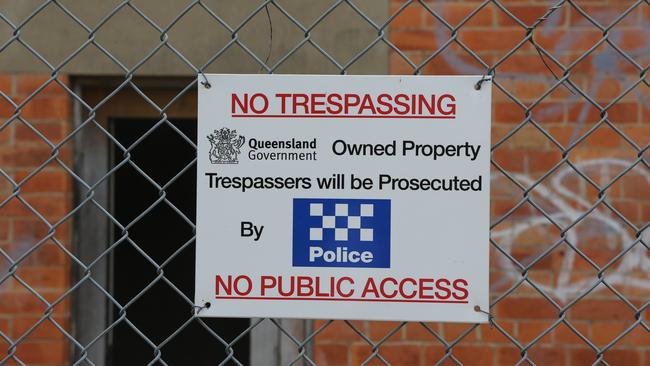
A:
[[108, 118, 250, 365]]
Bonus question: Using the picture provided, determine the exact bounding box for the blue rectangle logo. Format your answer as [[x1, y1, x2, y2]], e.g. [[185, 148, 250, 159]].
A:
[[292, 198, 390, 268]]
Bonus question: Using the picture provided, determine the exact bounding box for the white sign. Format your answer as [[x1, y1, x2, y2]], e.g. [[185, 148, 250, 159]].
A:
[[195, 74, 491, 323]]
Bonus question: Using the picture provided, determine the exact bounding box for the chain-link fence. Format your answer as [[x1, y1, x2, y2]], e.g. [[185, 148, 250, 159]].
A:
[[0, 0, 648, 365]]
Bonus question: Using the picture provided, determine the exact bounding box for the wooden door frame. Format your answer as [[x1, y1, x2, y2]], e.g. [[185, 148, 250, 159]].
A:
[[71, 77, 308, 366]]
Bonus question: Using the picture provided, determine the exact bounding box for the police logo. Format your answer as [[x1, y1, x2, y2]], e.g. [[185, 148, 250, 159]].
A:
[[292, 198, 391, 268], [207, 127, 245, 164]]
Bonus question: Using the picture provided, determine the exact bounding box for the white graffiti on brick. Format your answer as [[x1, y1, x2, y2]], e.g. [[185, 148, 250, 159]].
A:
[[491, 158, 649, 303]]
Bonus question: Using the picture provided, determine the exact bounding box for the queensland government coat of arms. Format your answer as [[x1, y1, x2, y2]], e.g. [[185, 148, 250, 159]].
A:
[[207, 127, 245, 164]]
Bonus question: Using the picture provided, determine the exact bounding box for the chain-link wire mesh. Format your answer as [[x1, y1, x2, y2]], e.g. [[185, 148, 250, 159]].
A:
[[0, 0, 648, 365]]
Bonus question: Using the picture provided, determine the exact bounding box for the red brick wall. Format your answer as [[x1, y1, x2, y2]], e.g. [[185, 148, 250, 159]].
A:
[[0, 74, 72, 366], [1, 2, 649, 365], [314, 1, 649, 365]]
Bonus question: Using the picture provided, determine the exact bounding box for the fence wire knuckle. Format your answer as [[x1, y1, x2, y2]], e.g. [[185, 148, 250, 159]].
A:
[[0, 0, 648, 365]]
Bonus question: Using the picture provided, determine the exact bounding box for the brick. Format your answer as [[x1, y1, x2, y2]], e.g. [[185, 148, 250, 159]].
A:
[[497, 80, 548, 102], [314, 320, 364, 341], [422, 52, 488, 76], [0, 123, 11, 145], [622, 126, 649, 147], [518, 321, 554, 345], [15, 75, 69, 98], [313, 344, 349, 366], [622, 173, 650, 200], [389, 3, 425, 29], [13, 170, 69, 194], [0, 97, 17, 118], [553, 321, 589, 345], [492, 199, 535, 220], [424, 344, 446, 364], [458, 29, 528, 53], [497, 54, 565, 76], [589, 78, 624, 101], [571, 348, 641, 366], [15, 266, 67, 290], [0, 75, 12, 96], [496, 346, 523, 365], [368, 321, 404, 340], [582, 126, 623, 148], [13, 317, 64, 339], [495, 297, 559, 319], [497, 5, 567, 27], [3, 195, 68, 219], [404, 322, 439, 341], [13, 219, 52, 242], [389, 52, 418, 75], [0, 145, 53, 168], [14, 121, 66, 144], [621, 325, 650, 346], [606, 102, 639, 123], [443, 323, 477, 342], [20, 241, 68, 266], [535, 29, 602, 55], [493, 148, 525, 171], [527, 346, 566, 365], [510, 125, 548, 149], [0, 318, 9, 334], [0, 292, 47, 314], [14, 341, 67, 364], [569, 5, 640, 27], [450, 345, 494, 366], [391, 30, 439, 51], [0, 220, 8, 242], [494, 102, 525, 123], [567, 102, 602, 124], [480, 320, 515, 343], [428, 4, 494, 27], [569, 299, 635, 321], [526, 150, 562, 173], [609, 200, 640, 223], [549, 126, 583, 146], [352, 343, 418, 366], [19, 96, 70, 120], [375, 344, 421, 366]]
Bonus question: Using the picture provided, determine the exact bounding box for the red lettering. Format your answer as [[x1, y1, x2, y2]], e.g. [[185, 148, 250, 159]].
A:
[[418, 94, 435, 115], [216, 275, 232, 295], [379, 277, 398, 298], [393, 94, 409, 115], [310, 93, 326, 114], [278, 276, 294, 296], [293, 94, 309, 114], [361, 278, 379, 298], [231, 93, 248, 114], [233, 275, 252, 296], [435, 278, 451, 300], [326, 93, 342, 114], [398, 278, 417, 299], [297, 276, 314, 296], [260, 276, 276, 296], [249, 93, 268, 114], [275, 93, 291, 113], [438, 94, 456, 116], [452, 279, 469, 300], [344, 94, 360, 114], [419, 278, 435, 299], [358, 94, 377, 114], [376, 94, 393, 114], [337, 277, 354, 297]]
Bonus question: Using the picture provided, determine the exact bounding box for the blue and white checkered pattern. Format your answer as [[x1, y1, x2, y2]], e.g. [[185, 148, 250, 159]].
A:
[[308, 202, 375, 242], [292, 198, 391, 268]]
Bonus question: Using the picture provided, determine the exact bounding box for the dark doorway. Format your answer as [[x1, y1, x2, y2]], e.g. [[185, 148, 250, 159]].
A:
[[108, 118, 250, 365]]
